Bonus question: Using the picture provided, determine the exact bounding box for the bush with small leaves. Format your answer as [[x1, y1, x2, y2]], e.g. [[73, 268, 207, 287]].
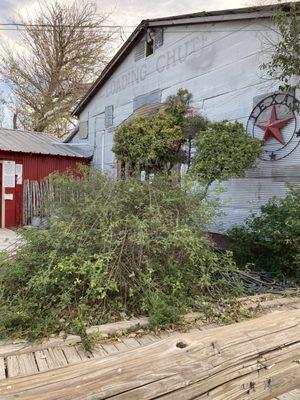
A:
[[229, 186, 300, 279], [0, 171, 241, 340], [190, 120, 262, 192]]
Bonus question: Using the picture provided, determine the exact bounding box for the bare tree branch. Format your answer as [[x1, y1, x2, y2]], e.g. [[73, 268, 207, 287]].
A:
[[0, 1, 114, 137]]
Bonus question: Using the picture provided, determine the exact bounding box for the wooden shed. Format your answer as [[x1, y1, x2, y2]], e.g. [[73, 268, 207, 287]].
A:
[[0, 128, 91, 228]]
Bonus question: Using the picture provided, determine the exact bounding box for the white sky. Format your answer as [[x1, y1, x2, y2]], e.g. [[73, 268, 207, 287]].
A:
[[0, 0, 261, 45]]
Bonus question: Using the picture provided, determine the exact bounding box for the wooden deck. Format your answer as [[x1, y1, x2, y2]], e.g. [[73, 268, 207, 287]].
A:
[[0, 297, 299, 399], [0, 332, 170, 379]]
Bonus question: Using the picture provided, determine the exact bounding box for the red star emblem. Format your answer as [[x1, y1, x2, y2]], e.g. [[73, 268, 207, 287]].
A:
[[257, 105, 293, 145]]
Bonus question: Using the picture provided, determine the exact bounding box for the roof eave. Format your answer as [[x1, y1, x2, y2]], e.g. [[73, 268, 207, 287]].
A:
[[0, 148, 90, 159], [149, 10, 279, 27]]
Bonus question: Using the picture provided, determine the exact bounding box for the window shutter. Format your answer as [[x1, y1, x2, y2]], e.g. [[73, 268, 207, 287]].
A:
[[133, 89, 162, 112], [135, 38, 145, 61], [154, 29, 164, 50], [78, 121, 88, 139], [105, 105, 114, 128]]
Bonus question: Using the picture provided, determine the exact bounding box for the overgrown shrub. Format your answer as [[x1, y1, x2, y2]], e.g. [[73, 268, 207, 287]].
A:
[[113, 89, 208, 172], [229, 186, 300, 279], [190, 120, 262, 192], [0, 171, 241, 339], [113, 112, 185, 170]]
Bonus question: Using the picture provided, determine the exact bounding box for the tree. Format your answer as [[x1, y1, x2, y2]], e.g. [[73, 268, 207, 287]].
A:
[[190, 121, 262, 194], [0, 1, 112, 137], [113, 89, 208, 174], [165, 89, 208, 167], [113, 112, 185, 173], [260, 2, 300, 103]]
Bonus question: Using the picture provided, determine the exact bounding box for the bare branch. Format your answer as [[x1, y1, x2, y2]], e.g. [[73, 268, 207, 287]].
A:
[[0, 0, 114, 137]]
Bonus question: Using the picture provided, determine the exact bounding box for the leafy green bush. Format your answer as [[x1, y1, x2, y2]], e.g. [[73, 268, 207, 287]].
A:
[[113, 89, 208, 172], [0, 171, 241, 340], [229, 186, 300, 278], [190, 121, 262, 192], [113, 112, 185, 169]]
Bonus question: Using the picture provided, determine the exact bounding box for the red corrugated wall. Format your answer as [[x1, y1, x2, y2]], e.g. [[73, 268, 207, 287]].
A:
[[0, 151, 89, 228]]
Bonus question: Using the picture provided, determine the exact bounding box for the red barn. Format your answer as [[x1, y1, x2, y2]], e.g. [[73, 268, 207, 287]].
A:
[[0, 128, 91, 228]]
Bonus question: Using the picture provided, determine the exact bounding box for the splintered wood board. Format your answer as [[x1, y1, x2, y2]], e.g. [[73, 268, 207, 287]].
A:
[[0, 310, 299, 400]]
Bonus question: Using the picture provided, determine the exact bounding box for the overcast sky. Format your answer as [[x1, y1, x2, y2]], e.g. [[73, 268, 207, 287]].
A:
[[0, 0, 256, 44], [0, 0, 255, 25]]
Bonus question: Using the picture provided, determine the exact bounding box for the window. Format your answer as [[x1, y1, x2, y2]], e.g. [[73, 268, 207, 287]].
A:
[[78, 121, 88, 140], [133, 89, 162, 112], [145, 37, 154, 57], [135, 29, 164, 61], [145, 29, 154, 57], [105, 105, 114, 128]]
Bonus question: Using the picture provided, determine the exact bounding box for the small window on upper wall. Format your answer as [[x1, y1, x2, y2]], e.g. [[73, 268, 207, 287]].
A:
[[105, 105, 114, 128], [78, 121, 88, 140], [135, 29, 164, 61], [153, 29, 164, 50], [145, 30, 154, 57]]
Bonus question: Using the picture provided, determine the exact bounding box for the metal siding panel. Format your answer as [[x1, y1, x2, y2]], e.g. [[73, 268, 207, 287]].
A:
[[0, 128, 88, 158]]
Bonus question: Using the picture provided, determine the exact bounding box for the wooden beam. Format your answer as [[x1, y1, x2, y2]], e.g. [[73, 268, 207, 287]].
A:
[[0, 310, 299, 400]]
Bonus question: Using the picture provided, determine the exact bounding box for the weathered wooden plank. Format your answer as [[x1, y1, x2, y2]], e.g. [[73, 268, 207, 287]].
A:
[[17, 353, 38, 376], [113, 341, 130, 352], [34, 350, 49, 372], [120, 336, 142, 349], [6, 356, 20, 378], [0, 310, 299, 400], [0, 296, 298, 359], [62, 346, 81, 364], [90, 344, 107, 358], [74, 345, 92, 361], [47, 347, 68, 367], [100, 343, 119, 355], [136, 334, 160, 346], [277, 389, 300, 399], [0, 357, 6, 380]]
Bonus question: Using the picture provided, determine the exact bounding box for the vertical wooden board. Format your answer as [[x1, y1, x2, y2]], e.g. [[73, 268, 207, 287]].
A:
[[17, 353, 38, 375], [62, 346, 81, 364], [114, 341, 130, 352], [48, 347, 68, 367], [75, 345, 92, 361], [121, 337, 142, 349], [91, 344, 107, 358], [6, 355, 20, 378], [34, 350, 49, 372], [0, 357, 6, 380], [136, 335, 158, 346], [99, 343, 119, 356]]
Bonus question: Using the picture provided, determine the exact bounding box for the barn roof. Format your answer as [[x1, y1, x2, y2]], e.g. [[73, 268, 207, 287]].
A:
[[0, 128, 91, 158], [72, 2, 300, 117]]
